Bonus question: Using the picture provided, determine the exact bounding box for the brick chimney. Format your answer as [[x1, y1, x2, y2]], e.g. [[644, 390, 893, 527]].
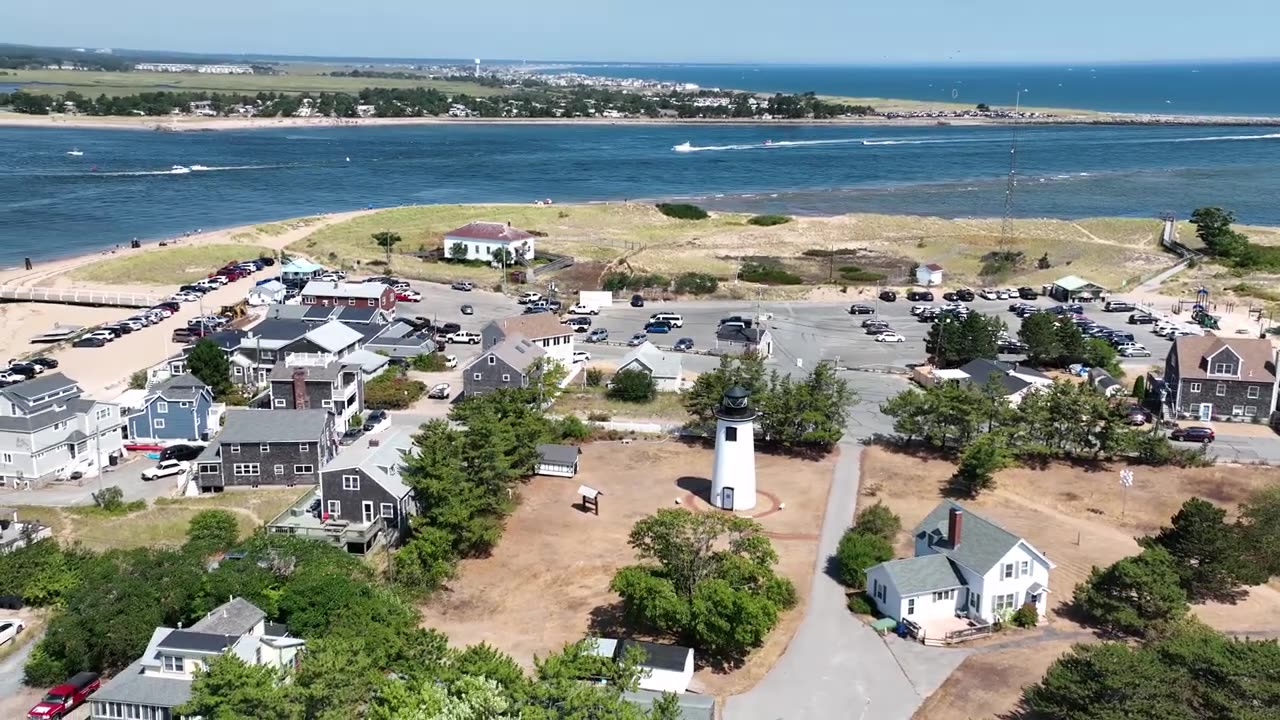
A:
[[948, 507, 964, 546], [292, 368, 308, 409]]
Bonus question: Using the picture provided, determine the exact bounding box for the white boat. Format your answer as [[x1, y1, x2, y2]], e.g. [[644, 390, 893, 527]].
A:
[[672, 141, 694, 153], [190, 164, 210, 171], [169, 165, 191, 174], [66, 148, 83, 156]]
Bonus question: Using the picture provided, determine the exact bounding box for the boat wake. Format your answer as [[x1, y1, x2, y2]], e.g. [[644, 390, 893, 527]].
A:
[[85, 164, 286, 177], [674, 137, 867, 153], [1170, 133, 1280, 143]]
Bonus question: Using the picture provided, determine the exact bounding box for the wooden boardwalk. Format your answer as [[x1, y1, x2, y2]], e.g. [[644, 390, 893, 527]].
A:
[[0, 286, 162, 308]]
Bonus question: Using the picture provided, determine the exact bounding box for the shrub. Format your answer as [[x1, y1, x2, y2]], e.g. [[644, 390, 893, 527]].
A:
[[349, 412, 364, 429], [980, 250, 1025, 277], [747, 214, 792, 227], [801, 248, 857, 258], [656, 202, 708, 220], [674, 272, 719, 295], [585, 368, 604, 387], [587, 411, 611, 422], [602, 271, 670, 292], [607, 369, 657, 403], [846, 591, 877, 616], [1011, 603, 1039, 628], [185, 510, 240, 555], [129, 370, 148, 390], [410, 353, 448, 372], [738, 260, 803, 286], [838, 265, 887, 283], [1132, 375, 1146, 399], [855, 502, 902, 542], [833, 530, 893, 589], [555, 415, 591, 441], [365, 370, 426, 409]]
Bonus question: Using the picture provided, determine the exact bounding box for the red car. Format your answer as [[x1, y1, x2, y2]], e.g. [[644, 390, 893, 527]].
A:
[[216, 269, 245, 281], [28, 672, 100, 719], [396, 289, 422, 302]]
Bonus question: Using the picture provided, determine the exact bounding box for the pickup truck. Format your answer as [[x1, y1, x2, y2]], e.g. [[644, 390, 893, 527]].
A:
[[0, 617, 24, 645], [449, 331, 482, 344], [28, 672, 101, 719], [141, 459, 189, 481]]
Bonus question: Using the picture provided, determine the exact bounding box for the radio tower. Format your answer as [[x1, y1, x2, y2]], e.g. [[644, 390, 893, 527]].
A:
[[999, 90, 1022, 252]]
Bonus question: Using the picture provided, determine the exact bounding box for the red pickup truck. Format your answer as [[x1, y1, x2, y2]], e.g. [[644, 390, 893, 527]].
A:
[[27, 672, 101, 719]]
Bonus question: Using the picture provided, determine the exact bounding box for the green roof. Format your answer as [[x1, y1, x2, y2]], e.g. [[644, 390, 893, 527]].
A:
[[912, 501, 1021, 575], [874, 554, 967, 596]]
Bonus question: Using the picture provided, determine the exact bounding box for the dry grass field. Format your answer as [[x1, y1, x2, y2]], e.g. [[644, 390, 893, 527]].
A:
[[418, 439, 835, 697], [67, 243, 272, 286], [4, 68, 504, 98]]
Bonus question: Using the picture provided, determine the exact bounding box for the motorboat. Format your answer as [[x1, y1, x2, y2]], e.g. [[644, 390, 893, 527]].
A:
[[672, 141, 694, 153], [66, 148, 84, 156], [170, 165, 191, 174], [190, 164, 210, 171]]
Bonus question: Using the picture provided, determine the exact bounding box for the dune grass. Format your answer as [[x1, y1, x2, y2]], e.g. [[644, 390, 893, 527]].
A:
[[68, 243, 272, 285], [6, 68, 505, 98], [552, 386, 691, 423]]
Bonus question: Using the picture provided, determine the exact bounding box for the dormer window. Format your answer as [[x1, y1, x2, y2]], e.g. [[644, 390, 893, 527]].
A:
[[162, 655, 185, 672], [1212, 362, 1235, 375]]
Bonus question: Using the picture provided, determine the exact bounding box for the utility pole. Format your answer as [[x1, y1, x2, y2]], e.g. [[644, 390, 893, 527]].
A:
[[999, 90, 1022, 254]]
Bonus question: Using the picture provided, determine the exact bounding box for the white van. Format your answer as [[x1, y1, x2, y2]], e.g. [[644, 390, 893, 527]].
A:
[[649, 312, 684, 328]]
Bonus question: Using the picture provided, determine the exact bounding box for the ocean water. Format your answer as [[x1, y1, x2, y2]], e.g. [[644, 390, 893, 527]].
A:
[[560, 62, 1280, 117], [2, 122, 1280, 265]]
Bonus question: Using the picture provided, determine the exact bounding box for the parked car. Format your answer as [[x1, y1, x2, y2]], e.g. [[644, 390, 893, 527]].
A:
[[627, 332, 647, 346], [159, 444, 206, 462], [438, 322, 462, 336], [866, 326, 894, 336], [449, 331, 482, 344], [258, 256, 276, 267], [84, 330, 116, 343], [719, 315, 753, 329], [0, 372, 25, 385], [572, 350, 591, 364], [875, 332, 906, 343], [1120, 346, 1152, 358], [644, 321, 673, 334], [523, 305, 552, 315], [444, 354, 458, 369], [861, 318, 889, 328], [452, 281, 474, 291], [1170, 426, 1215, 443], [428, 383, 451, 400], [674, 337, 695, 352], [461, 304, 474, 315], [630, 294, 646, 308], [848, 304, 875, 315], [906, 290, 934, 302], [1017, 287, 1038, 299], [585, 328, 609, 343], [396, 290, 423, 302], [518, 291, 542, 304], [649, 312, 684, 328], [391, 282, 412, 293], [141, 459, 190, 481], [72, 336, 107, 348], [1104, 300, 1136, 312], [564, 317, 592, 331], [998, 341, 1030, 354], [1128, 313, 1157, 325], [943, 291, 959, 302], [363, 410, 390, 434], [29, 357, 59, 370], [27, 672, 102, 720], [0, 617, 24, 646], [7, 362, 43, 378], [878, 290, 897, 302], [339, 428, 364, 446], [569, 304, 599, 315]]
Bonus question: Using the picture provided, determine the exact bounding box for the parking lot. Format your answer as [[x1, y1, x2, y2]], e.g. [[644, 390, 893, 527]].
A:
[[0, 452, 181, 507]]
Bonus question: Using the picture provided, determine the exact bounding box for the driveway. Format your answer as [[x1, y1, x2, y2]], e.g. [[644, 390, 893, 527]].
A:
[[0, 453, 178, 507]]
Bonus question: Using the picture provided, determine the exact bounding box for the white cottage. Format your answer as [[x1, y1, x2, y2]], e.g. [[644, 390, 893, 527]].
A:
[[444, 221, 537, 263], [916, 263, 943, 286], [865, 502, 1053, 635], [618, 341, 683, 392]]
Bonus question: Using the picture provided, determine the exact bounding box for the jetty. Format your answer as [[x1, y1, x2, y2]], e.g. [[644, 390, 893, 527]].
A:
[[0, 286, 163, 309]]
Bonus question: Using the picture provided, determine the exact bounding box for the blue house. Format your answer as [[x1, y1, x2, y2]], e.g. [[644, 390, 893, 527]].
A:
[[127, 374, 215, 442]]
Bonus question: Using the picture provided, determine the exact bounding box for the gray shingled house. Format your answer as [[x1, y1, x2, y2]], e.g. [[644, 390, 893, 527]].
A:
[[463, 337, 546, 397], [195, 409, 337, 490]]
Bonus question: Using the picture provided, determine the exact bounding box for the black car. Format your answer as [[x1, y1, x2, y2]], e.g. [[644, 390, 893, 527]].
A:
[[339, 428, 365, 446], [1104, 301, 1136, 313], [866, 326, 893, 335], [630, 294, 645, 308], [6, 363, 39, 378], [907, 290, 934, 302], [73, 337, 106, 348], [674, 337, 695, 352], [179, 284, 210, 294], [943, 292, 959, 302], [861, 318, 888, 328], [879, 290, 897, 302], [438, 322, 462, 336], [955, 289, 976, 302], [998, 341, 1029, 354], [848, 304, 875, 315], [1128, 313, 1156, 325], [1018, 287, 1038, 299], [1170, 426, 1215, 443], [30, 357, 58, 370], [160, 444, 205, 462], [363, 410, 388, 432], [257, 256, 276, 266]]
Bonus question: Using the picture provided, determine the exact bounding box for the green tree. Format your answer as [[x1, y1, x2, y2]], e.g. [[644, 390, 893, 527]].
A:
[[948, 431, 1010, 498], [689, 578, 780, 657], [855, 501, 902, 542], [369, 674, 514, 720], [1017, 311, 1061, 365], [186, 339, 233, 398], [683, 352, 767, 430], [608, 368, 657, 403], [371, 230, 402, 265], [184, 509, 241, 556], [1139, 497, 1261, 601], [649, 692, 684, 720], [1083, 338, 1120, 374], [673, 272, 719, 295], [177, 652, 303, 720], [1073, 547, 1189, 636], [757, 362, 855, 452], [449, 241, 469, 261], [1237, 484, 1280, 579], [1024, 641, 1193, 720], [1190, 206, 1251, 259], [833, 530, 893, 588], [1132, 375, 1147, 399], [926, 312, 1004, 368], [394, 526, 456, 593], [129, 370, 148, 390]]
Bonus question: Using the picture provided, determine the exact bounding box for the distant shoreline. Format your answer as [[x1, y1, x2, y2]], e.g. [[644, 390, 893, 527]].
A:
[[3, 111, 1280, 133]]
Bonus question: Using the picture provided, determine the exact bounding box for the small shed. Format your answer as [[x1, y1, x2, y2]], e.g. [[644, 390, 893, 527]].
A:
[[1088, 368, 1125, 398], [590, 638, 695, 694], [1048, 275, 1108, 303], [916, 263, 944, 287], [247, 279, 286, 306], [537, 443, 579, 478]]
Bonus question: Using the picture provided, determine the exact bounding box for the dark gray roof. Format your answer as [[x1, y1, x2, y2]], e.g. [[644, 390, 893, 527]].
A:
[[0, 372, 79, 411], [215, 409, 331, 444], [190, 597, 266, 636], [0, 393, 105, 436], [202, 329, 248, 351], [268, 361, 346, 383], [623, 689, 713, 720], [247, 318, 312, 342], [93, 661, 193, 707], [335, 306, 380, 324], [616, 639, 691, 672], [152, 373, 208, 402], [873, 554, 968, 596], [716, 326, 769, 344], [156, 630, 235, 654], [537, 443, 579, 466], [957, 359, 1035, 396], [303, 304, 336, 320], [912, 501, 1023, 575], [466, 337, 544, 373]]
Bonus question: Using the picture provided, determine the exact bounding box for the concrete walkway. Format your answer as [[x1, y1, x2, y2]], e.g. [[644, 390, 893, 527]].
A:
[[724, 441, 968, 720]]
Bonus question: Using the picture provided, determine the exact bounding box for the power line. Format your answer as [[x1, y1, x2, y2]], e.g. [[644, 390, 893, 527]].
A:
[[999, 89, 1022, 253]]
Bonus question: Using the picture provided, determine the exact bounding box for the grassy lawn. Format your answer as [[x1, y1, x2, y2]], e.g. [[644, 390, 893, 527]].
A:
[[552, 385, 691, 423], [6, 68, 505, 98], [68, 243, 272, 285], [12, 488, 305, 551]]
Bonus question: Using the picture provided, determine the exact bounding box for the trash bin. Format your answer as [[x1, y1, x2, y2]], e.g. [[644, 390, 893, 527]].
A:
[[108, 453, 119, 467]]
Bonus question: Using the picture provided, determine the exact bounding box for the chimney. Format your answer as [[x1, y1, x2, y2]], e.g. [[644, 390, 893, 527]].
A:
[[292, 368, 307, 409], [948, 507, 963, 546]]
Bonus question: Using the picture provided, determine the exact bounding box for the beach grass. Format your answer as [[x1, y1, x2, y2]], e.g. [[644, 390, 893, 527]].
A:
[[68, 243, 272, 285], [5, 68, 506, 98], [552, 385, 691, 423]]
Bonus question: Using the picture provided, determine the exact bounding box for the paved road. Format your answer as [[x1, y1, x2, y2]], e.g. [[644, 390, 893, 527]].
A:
[[0, 453, 177, 507], [0, 627, 39, 703]]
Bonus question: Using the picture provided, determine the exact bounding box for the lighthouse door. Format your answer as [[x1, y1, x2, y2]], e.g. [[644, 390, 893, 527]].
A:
[[722, 487, 735, 511]]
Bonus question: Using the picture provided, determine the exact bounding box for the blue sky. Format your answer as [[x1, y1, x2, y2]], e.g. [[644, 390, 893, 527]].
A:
[[5, 0, 1277, 64]]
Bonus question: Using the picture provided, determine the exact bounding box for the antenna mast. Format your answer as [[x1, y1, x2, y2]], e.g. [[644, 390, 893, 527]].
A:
[[999, 90, 1022, 252]]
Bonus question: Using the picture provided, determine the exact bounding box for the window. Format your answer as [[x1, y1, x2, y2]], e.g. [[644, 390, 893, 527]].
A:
[[162, 655, 184, 672], [327, 500, 341, 517], [260, 443, 270, 453], [96, 407, 112, 420], [180, 402, 190, 409], [1019, 560, 1031, 576], [230, 443, 241, 454], [233, 463, 260, 476], [1213, 362, 1235, 375], [993, 593, 1018, 612], [1248, 386, 1261, 399], [1246, 406, 1258, 417], [1233, 405, 1245, 416], [473, 372, 482, 381], [294, 464, 314, 474], [342, 474, 360, 491], [932, 589, 956, 601], [348, 298, 357, 306], [274, 398, 286, 407], [381, 502, 394, 518], [1002, 562, 1015, 579], [1216, 383, 1227, 396], [233, 367, 243, 376], [156, 401, 168, 413], [1189, 382, 1202, 393], [502, 374, 511, 382], [1, 452, 10, 464], [153, 419, 166, 429], [906, 598, 915, 615], [724, 426, 738, 442], [970, 592, 981, 609], [488, 355, 496, 365], [199, 463, 220, 474], [321, 400, 332, 408], [299, 443, 310, 453], [273, 464, 284, 475]]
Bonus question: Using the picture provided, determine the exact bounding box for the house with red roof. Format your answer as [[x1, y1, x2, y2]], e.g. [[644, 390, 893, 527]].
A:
[[916, 263, 944, 287], [443, 222, 537, 263]]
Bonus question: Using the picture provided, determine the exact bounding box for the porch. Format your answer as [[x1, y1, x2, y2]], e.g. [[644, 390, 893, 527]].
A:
[[901, 615, 994, 646], [266, 489, 393, 554]]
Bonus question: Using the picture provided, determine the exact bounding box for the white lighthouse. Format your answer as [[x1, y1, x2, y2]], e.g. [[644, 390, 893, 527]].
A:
[[710, 385, 759, 511]]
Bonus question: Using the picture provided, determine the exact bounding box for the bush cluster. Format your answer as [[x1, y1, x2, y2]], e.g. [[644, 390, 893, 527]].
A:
[[747, 214, 793, 227], [656, 203, 709, 220]]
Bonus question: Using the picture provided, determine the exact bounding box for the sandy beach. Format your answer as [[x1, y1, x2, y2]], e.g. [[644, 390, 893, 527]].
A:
[[4, 110, 1279, 133]]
